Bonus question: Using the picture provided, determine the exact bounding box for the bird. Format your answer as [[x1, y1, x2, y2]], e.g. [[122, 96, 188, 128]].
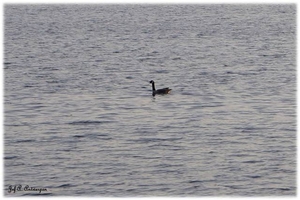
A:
[[149, 80, 172, 96]]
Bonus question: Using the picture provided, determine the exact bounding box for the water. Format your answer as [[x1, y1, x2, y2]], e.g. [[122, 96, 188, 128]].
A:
[[4, 4, 296, 196]]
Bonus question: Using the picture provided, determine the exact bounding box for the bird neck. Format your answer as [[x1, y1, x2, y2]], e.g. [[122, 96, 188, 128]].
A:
[[151, 82, 156, 91]]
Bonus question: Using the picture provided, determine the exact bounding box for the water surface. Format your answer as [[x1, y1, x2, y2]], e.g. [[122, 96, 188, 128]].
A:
[[4, 4, 296, 196]]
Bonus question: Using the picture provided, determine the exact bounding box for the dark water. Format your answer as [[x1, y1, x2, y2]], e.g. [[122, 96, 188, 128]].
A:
[[4, 4, 296, 196]]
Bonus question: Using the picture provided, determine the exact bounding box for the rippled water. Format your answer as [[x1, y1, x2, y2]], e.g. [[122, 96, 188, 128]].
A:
[[4, 4, 296, 196]]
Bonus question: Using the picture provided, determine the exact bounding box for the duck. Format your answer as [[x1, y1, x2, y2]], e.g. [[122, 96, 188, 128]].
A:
[[149, 80, 172, 96]]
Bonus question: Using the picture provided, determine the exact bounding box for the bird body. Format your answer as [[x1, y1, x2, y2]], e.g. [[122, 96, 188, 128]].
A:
[[149, 80, 172, 96]]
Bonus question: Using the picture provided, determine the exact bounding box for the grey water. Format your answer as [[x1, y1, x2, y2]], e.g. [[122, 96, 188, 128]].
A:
[[4, 4, 296, 196]]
